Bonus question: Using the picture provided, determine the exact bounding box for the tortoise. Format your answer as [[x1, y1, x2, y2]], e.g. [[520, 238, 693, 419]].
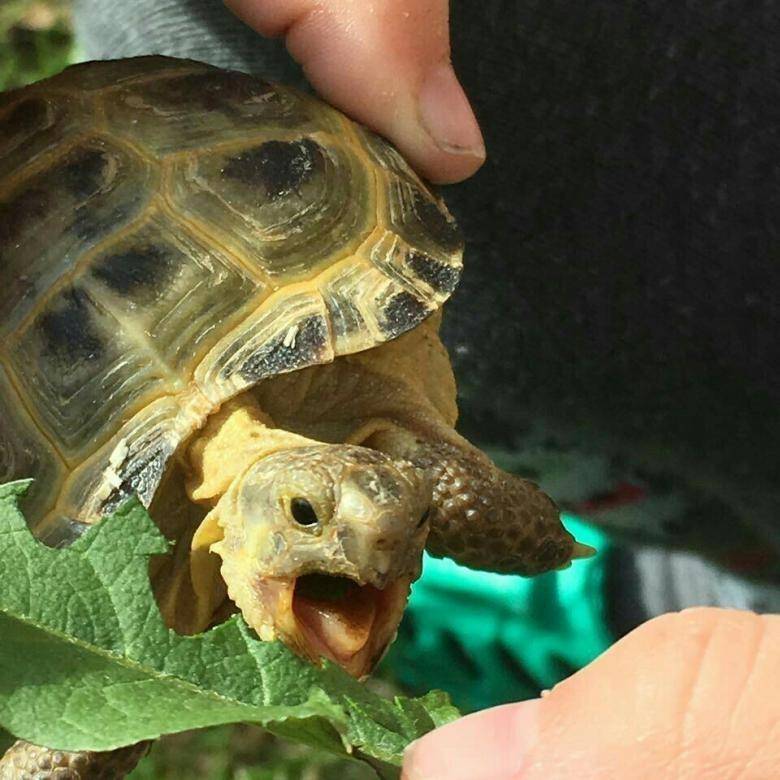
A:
[[0, 56, 591, 777]]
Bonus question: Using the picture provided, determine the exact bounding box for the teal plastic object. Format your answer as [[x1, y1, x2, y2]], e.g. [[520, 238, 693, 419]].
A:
[[382, 515, 612, 712]]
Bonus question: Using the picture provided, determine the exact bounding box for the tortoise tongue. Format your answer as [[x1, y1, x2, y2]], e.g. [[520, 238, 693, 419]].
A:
[[293, 579, 378, 662]]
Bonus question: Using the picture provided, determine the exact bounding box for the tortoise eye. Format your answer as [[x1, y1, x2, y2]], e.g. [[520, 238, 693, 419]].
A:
[[417, 508, 432, 528], [291, 497, 319, 526]]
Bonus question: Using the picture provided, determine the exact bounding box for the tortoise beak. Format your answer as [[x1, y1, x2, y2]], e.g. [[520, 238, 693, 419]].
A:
[[253, 573, 412, 678]]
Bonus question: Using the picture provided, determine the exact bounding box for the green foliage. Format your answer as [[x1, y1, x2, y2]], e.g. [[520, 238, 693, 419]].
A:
[[0, 0, 75, 91], [0, 482, 458, 778]]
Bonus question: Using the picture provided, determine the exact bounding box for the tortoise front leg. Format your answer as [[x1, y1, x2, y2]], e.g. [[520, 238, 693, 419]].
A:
[[0, 739, 150, 779], [370, 428, 594, 575]]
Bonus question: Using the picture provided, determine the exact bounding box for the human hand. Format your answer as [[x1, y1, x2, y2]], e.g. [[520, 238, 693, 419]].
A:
[[224, 0, 484, 184], [402, 608, 780, 779]]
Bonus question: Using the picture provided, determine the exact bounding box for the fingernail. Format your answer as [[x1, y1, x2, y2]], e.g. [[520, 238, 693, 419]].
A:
[[418, 63, 485, 159], [402, 700, 540, 780]]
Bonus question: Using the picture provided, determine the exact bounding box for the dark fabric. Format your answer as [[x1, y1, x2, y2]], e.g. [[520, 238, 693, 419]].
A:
[[73, 1, 780, 586], [443, 1, 780, 568]]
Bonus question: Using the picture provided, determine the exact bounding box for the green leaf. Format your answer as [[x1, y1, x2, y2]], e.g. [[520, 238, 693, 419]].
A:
[[0, 481, 459, 775]]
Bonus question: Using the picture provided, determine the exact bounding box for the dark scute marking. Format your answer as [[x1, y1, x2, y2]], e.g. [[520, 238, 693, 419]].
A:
[[237, 314, 329, 382], [1, 98, 49, 137], [92, 244, 176, 296], [176, 71, 278, 111], [411, 188, 463, 251], [0, 186, 48, 248], [101, 445, 170, 514], [381, 291, 430, 339], [407, 252, 461, 294], [37, 287, 104, 363], [0, 147, 118, 249], [60, 148, 109, 200], [142, 71, 279, 113], [38, 517, 91, 548], [222, 139, 322, 200], [72, 203, 135, 243]]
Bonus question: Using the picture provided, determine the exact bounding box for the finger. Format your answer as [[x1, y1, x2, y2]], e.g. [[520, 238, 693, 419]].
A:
[[224, 0, 485, 183], [402, 608, 780, 779]]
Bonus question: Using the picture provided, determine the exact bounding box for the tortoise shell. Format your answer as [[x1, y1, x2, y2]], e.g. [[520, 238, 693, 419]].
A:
[[0, 56, 463, 539]]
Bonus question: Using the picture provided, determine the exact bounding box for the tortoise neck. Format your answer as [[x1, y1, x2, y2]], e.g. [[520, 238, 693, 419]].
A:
[[185, 392, 320, 507]]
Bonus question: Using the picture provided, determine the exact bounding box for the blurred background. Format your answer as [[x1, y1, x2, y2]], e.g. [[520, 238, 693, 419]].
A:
[[0, 2, 610, 777], [0, 0, 73, 90]]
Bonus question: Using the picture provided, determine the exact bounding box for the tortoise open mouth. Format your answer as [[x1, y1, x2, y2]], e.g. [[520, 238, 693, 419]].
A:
[[290, 573, 410, 677]]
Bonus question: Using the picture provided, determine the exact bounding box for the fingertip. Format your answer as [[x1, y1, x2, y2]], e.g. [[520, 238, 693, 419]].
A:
[[402, 701, 540, 780], [226, 0, 484, 184], [415, 61, 485, 175]]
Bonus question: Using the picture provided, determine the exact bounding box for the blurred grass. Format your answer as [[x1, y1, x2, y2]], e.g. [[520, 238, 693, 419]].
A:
[[128, 725, 374, 780], [0, 0, 75, 90]]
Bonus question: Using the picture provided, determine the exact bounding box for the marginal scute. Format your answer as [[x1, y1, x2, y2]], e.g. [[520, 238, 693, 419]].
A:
[[0, 363, 63, 525], [384, 177, 463, 260], [238, 313, 330, 382], [407, 252, 461, 295], [56, 394, 207, 525], [355, 130, 422, 188], [195, 291, 334, 401], [407, 188, 463, 252], [322, 265, 373, 353], [380, 291, 432, 340], [103, 71, 316, 155], [366, 232, 462, 306], [0, 91, 95, 183]]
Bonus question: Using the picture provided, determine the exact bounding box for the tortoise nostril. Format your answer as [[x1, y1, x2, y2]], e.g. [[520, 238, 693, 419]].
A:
[[291, 497, 319, 526]]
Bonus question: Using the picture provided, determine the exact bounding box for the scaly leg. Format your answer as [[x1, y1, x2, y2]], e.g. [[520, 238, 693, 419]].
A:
[[369, 426, 595, 575], [0, 739, 150, 779]]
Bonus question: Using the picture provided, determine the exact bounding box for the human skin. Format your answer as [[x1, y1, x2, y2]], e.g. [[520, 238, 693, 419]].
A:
[[226, 4, 780, 778], [224, 0, 484, 183], [402, 608, 780, 779]]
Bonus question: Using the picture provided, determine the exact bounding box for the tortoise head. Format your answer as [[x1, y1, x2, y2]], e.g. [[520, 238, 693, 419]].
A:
[[209, 445, 432, 677]]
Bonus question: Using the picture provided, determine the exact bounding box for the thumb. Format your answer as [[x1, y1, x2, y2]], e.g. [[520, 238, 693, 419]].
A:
[[402, 608, 780, 779], [224, 0, 485, 183]]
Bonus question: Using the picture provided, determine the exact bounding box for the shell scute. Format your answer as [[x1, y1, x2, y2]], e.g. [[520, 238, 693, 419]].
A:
[[195, 290, 334, 402], [103, 71, 318, 156], [0, 94, 88, 181], [168, 133, 373, 281], [42, 55, 211, 93], [53, 393, 207, 531], [0, 137, 157, 337], [9, 282, 171, 460], [87, 215, 258, 374], [0, 362, 64, 521]]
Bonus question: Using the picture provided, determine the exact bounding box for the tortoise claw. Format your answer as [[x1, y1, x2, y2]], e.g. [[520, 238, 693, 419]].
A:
[[571, 541, 598, 560]]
